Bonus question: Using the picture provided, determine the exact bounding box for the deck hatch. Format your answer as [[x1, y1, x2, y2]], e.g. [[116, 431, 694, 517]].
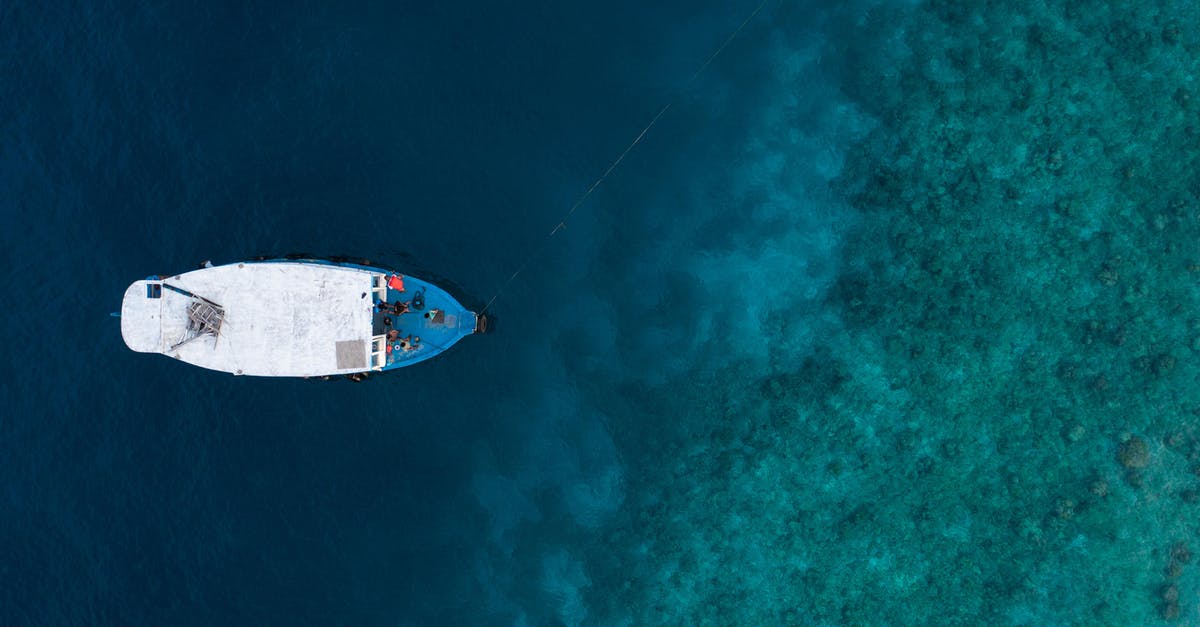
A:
[[336, 340, 367, 369]]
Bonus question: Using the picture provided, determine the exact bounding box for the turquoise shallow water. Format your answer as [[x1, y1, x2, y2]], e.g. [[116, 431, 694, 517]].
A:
[[3, 0, 1200, 624]]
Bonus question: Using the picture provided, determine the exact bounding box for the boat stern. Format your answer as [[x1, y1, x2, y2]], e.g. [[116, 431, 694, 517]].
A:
[[120, 280, 165, 353]]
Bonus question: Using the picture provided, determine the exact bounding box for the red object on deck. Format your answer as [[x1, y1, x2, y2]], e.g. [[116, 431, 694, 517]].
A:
[[387, 275, 405, 291]]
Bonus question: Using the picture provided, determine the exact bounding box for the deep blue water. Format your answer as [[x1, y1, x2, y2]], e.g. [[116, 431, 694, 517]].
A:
[[1, 2, 782, 624], [6, 0, 1200, 625]]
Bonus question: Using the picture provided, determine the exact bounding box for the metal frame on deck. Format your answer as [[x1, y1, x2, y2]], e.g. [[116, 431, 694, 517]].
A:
[[171, 297, 225, 350]]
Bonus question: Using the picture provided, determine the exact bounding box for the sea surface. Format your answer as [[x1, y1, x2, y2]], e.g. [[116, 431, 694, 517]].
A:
[[3, 0, 1200, 624]]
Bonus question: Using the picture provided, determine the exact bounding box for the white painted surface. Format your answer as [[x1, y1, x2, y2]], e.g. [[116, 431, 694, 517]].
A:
[[120, 262, 376, 377], [120, 282, 164, 352]]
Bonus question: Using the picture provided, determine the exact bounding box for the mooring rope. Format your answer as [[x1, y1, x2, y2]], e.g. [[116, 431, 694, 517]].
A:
[[479, 0, 771, 315]]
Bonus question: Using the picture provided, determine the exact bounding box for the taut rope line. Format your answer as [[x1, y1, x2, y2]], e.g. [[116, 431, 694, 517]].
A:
[[480, 0, 771, 315]]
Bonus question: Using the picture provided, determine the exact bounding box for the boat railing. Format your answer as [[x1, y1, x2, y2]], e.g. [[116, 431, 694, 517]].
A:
[[370, 274, 388, 301], [369, 335, 387, 370]]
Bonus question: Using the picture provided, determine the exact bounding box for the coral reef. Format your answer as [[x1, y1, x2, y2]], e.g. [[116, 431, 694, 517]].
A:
[[1118, 435, 1151, 469], [573, 0, 1200, 623]]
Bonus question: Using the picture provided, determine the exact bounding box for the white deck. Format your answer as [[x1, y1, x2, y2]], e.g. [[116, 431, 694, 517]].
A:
[[121, 262, 377, 377]]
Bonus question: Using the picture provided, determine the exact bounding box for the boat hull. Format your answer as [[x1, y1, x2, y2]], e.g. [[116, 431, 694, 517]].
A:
[[120, 260, 478, 377]]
